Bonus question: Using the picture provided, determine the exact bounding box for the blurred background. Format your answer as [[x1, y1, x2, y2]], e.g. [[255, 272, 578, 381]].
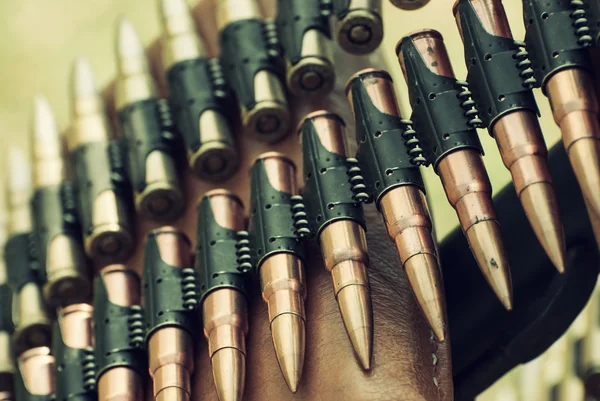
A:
[[0, 0, 590, 400]]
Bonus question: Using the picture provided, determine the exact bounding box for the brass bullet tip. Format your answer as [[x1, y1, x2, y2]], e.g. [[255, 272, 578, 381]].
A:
[[271, 313, 305, 393], [404, 253, 448, 341], [568, 137, 600, 219], [466, 220, 513, 310], [32, 95, 59, 142], [520, 182, 566, 273], [7, 146, 31, 195], [116, 17, 144, 59], [71, 57, 97, 99], [336, 282, 373, 369], [211, 348, 246, 401]]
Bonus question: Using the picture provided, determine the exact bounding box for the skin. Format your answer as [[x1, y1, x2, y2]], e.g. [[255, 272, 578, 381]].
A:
[[102, 0, 454, 399]]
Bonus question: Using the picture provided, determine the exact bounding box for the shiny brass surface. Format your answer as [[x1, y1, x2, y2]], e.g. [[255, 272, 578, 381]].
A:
[[452, 0, 512, 39], [260, 252, 306, 393], [254, 151, 297, 193], [0, 392, 11, 401], [0, 332, 13, 376], [86, 189, 134, 262], [137, 150, 184, 221], [379, 186, 447, 341], [335, 0, 383, 55], [298, 110, 348, 155], [148, 327, 194, 401], [99, 264, 141, 306], [389, 0, 430, 10], [190, 110, 239, 182], [14, 283, 51, 353], [438, 149, 513, 310], [493, 110, 565, 272], [287, 29, 335, 97], [243, 70, 291, 144], [216, 0, 262, 32], [546, 68, 600, 218], [320, 220, 373, 368], [97, 366, 144, 401], [159, 0, 207, 70], [18, 347, 55, 396], [204, 189, 245, 230], [203, 289, 248, 401], [57, 303, 93, 349]]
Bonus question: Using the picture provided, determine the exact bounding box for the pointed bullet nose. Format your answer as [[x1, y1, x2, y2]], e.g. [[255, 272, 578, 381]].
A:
[[520, 182, 566, 273], [71, 56, 97, 99], [271, 313, 305, 393], [211, 348, 246, 401], [404, 253, 447, 341], [568, 137, 600, 220], [116, 17, 144, 58], [7, 146, 32, 193], [336, 283, 373, 369], [32, 95, 59, 142], [466, 220, 513, 310]]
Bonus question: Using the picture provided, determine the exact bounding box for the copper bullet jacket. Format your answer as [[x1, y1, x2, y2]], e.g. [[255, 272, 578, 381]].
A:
[[18, 347, 55, 396], [334, 0, 383, 55], [148, 327, 194, 401], [260, 253, 306, 321], [202, 289, 248, 359], [97, 367, 144, 401]]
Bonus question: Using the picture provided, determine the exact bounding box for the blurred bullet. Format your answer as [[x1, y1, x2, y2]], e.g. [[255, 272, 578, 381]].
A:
[[332, 0, 383, 54], [14, 347, 55, 401]]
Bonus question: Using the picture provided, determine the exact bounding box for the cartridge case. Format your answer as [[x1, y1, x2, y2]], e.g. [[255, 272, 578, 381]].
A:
[[249, 153, 307, 391], [332, 0, 383, 55], [345, 69, 447, 340], [52, 304, 96, 401], [398, 30, 512, 310], [218, 0, 291, 143], [143, 228, 197, 401], [159, 0, 239, 181], [276, 0, 335, 97], [69, 59, 134, 264], [14, 346, 55, 401], [93, 265, 145, 401]]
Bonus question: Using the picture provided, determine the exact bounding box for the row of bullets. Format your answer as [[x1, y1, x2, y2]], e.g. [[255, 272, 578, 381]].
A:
[[3, 0, 600, 399]]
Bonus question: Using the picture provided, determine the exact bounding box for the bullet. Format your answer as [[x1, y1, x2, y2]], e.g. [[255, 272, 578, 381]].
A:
[[93, 265, 145, 401], [30, 95, 92, 308], [275, 0, 335, 97], [298, 111, 373, 366], [332, 0, 383, 55], [14, 346, 55, 401], [217, 0, 291, 143], [159, 0, 239, 181], [522, 0, 600, 220], [452, 0, 566, 272], [53, 303, 96, 401], [249, 153, 307, 392], [397, 30, 513, 310], [4, 147, 52, 356], [196, 190, 250, 401], [389, 0, 430, 10], [345, 69, 447, 341], [143, 227, 198, 401], [115, 18, 185, 220], [0, 212, 14, 401], [68, 57, 135, 264]]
